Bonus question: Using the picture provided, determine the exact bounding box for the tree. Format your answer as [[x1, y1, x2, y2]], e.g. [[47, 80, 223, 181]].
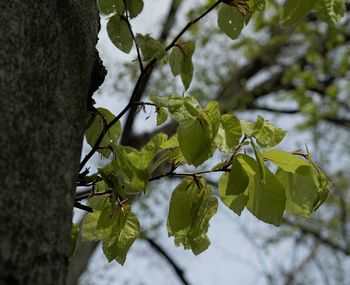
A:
[[0, 1, 105, 284], [1, 1, 348, 285], [72, 0, 350, 284]]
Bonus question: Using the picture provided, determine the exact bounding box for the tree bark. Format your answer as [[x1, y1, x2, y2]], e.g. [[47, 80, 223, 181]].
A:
[[0, 1, 105, 284]]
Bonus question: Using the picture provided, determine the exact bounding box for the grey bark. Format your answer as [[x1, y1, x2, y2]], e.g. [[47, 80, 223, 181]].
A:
[[0, 1, 105, 284]]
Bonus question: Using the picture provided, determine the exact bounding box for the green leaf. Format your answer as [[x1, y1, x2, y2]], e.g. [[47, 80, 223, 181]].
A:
[[253, 115, 287, 148], [82, 211, 110, 241], [177, 114, 213, 166], [248, 0, 266, 11], [136, 34, 166, 61], [170, 42, 195, 90], [102, 210, 140, 264], [169, 46, 184, 76], [204, 101, 221, 139], [85, 108, 121, 158], [168, 178, 218, 255], [68, 224, 80, 259], [97, 0, 124, 15], [181, 56, 194, 90], [220, 114, 242, 148], [314, 0, 345, 24], [97, 207, 115, 229], [240, 120, 255, 137], [107, 15, 133, 53], [149, 94, 201, 122], [262, 150, 310, 173], [246, 167, 286, 226], [251, 140, 266, 181], [218, 172, 248, 216], [160, 134, 179, 149], [276, 168, 320, 218], [281, 0, 317, 26], [125, 0, 144, 18], [218, 4, 245, 40], [227, 157, 250, 195]]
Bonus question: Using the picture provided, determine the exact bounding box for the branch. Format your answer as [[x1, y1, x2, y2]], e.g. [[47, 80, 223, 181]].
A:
[[248, 104, 350, 129], [80, 60, 156, 171], [144, 237, 190, 285], [165, 1, 222, 51], [283, 218, 350, 256], [149, 167, 229, 182], [120, 1, 221, 145]]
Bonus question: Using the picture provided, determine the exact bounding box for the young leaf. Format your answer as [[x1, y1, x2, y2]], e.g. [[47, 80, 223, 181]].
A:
[[240, 120, 255, 137], [276, 168, 320, 218], [169, 42, 195, 90], [102, 210, 140, 264], [97, 0, 124, 15], [149, 94, 200, 122], [220, 114, 242, 148], [85, 108, 121, 158], [253, 115, 286, 148], [177, 115, 213, 166], [262, 150, 310, 173], [246, 167, 286, 226], [218, 172, 249, 216], [181, 56, 194, 90], [136, 34, 166, 61], [314, 0, 345, 24], [218, 4, 245, 40], [168, 178, 218, 255], [107, 15, 133, 53], [204, 101, 221, 139], [156, 107, 168, 126], [169, 46, 184, 76], [97, 207, 115, 229], [281, 0, 317, 26], [251, 140, 266, 181], [82, 211, 110, 241], [227, 157, 250, 195], [125, 0, 144, 18]]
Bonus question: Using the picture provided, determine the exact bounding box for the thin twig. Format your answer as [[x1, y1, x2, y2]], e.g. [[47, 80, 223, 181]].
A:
[[149, 167, 229, 182], [165, 1, 222, 51], [122, 1, 144, 72]]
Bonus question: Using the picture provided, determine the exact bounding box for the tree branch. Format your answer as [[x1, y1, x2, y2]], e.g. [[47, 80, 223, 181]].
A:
[[283, 218, 350, 256], [144, 237, 190, 285], [248, 104, 350, 130], [165, 1, 222, 51]]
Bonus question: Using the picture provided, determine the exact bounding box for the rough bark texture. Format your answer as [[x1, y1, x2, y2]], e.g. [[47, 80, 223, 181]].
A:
[[0, 1, 105, 284]]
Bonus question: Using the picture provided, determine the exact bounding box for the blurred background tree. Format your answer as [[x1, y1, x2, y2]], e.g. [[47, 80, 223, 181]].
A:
[[69, 1, 350, 284]]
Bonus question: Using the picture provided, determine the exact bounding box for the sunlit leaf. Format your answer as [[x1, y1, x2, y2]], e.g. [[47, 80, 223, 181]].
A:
[[168, 178, 218, 255]]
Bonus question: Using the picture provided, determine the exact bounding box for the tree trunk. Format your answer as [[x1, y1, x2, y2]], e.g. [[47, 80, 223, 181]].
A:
[[0, 1, 105, 284]]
